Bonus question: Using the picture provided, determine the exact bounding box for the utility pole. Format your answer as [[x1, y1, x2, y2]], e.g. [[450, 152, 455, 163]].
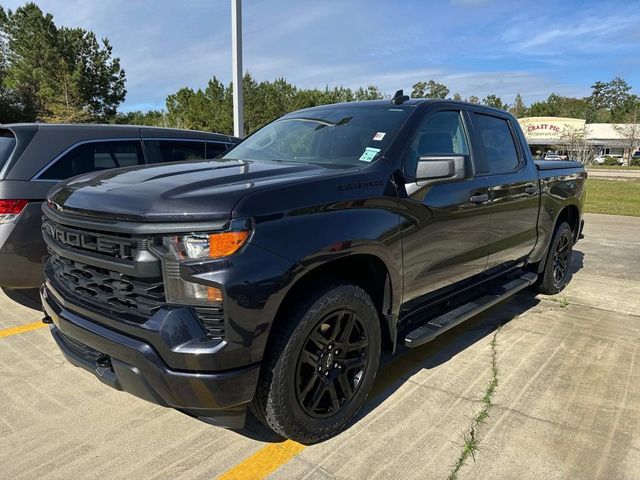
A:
[[231, 0, 244, 137]]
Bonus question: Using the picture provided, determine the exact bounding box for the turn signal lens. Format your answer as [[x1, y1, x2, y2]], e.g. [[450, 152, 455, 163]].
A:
[[0, 199, 28, 224], [209, 231, 250, 258]]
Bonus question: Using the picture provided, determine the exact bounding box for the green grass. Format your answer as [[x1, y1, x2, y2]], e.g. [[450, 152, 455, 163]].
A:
[[585, 178, 640, 217], [587, 165, 640, 170], [448, 327, 501, 480]]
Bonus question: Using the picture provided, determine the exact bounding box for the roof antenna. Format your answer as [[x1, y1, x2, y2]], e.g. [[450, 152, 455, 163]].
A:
[[391, 89, 410, 105]]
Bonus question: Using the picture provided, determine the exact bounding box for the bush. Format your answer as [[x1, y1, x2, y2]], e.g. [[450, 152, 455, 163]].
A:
[[604, 156, 621, 166], [630, 157, 640, 166]]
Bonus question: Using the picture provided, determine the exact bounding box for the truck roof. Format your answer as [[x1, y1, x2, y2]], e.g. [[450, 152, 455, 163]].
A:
[[292, 98, 512, 116]]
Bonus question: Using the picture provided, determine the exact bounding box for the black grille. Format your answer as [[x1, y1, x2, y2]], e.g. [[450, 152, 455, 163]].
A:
[[49, 251, 165, 321], [42, 218, 138, 261], [193, 306, 225, 339]]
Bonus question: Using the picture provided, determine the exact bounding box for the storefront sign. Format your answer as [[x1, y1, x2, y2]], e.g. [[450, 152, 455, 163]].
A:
[[518, 117, 586, 143]]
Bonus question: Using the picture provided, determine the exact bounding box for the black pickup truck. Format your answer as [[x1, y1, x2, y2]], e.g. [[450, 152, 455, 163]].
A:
[[40, 96, 585, 443]]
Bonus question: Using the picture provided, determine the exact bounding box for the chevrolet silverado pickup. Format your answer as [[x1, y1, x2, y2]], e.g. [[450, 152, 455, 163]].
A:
[[40, 95, 586, 443]]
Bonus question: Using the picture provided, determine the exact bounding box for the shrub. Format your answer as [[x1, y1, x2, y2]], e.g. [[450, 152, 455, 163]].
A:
[[630, 157, 640, 166], [604, 156, 621, 166]]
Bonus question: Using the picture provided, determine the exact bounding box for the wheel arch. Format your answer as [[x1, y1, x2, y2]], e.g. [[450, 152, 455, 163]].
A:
[[269, 253, 398, 355]]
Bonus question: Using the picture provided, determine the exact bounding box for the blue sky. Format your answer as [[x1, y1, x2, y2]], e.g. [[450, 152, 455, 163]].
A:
[[7, 0, 640, 111]]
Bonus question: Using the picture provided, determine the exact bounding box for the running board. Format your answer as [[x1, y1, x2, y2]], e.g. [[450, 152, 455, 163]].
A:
[[404, 272, 538, 348]]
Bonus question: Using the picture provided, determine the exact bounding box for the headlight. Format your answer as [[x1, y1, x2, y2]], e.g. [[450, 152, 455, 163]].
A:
[[161, 221, 251, 306], [167, 230, 250, 260]]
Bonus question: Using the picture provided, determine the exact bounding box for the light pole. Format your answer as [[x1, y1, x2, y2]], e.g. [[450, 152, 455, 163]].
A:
[[231, 0, 244, 138]]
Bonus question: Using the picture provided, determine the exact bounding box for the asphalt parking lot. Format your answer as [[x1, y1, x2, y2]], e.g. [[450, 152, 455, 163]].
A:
[[1, 212, 639, 480]]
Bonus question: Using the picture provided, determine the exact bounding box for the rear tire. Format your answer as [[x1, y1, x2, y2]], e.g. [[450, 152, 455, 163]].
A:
[[250, 283, 381, 444], [535, 221, 574, 295]]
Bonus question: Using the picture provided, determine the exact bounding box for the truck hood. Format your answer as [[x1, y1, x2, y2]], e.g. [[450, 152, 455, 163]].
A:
[[48, 158, 344, 222]]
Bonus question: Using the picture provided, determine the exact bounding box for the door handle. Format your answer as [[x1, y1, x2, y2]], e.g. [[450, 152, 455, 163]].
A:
[[525, 186, 538, 195], [469, 194, 489, 204]]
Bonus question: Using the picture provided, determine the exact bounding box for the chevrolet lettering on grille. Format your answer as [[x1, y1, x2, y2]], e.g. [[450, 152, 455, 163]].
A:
[[43, 220, 135, 260]]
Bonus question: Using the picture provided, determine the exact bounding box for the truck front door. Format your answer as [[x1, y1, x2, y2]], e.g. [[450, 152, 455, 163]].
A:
[[399, 108, 490, 307]]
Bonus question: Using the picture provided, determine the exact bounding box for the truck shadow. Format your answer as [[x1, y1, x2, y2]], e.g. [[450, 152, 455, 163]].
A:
[[237, 249, 587, 443], [236, 291, 545, 443], [1, 288, 42, 311]]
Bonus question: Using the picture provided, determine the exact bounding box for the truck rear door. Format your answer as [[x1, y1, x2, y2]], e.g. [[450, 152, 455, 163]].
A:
[[466, 110, 539, 275]]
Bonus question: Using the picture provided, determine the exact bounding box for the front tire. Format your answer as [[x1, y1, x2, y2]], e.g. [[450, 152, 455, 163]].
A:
[[535, 221, 574, 295], [251, 283, 381, 444]]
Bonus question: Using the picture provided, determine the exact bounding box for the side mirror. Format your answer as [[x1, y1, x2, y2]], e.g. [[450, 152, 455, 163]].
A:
[[415, 155, 467, 184]]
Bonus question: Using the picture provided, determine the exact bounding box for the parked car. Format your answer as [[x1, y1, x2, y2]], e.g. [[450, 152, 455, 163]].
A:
[[0, 124, 238, 288], [541, 152, 562, 161], [593, 154, 624, 165], [41, 97, 585, 443]]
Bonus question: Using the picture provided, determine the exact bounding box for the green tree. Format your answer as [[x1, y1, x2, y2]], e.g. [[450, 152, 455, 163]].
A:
[[452, 92, 462, 101], [482, 94, 508, 110], [527, 94, 589, 119], [467, 95, 480, 104], [355, 85, 383, 100], [509, 93, 527, 117], [0, 3, 126, 122], [411, 80, 449, 99]]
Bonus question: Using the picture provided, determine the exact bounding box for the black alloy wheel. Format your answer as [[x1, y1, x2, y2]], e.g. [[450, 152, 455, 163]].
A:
[[250, 282, 381, 443], [535, 221, 574, 295], [295, 310, 369, 418], [552, 229, 572, 287]]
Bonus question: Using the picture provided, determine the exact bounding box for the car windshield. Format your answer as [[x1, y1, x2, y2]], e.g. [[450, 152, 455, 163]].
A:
[[223, 106, 411, 166]]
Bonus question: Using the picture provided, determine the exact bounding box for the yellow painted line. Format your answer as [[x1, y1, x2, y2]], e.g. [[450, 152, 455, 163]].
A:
[[217, 439, 305, 480], [216, 328, 467, 479], [0, 321, 47, 339]]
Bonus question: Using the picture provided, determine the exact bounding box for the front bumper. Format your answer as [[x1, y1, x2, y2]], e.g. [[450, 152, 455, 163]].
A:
[[41, 284, 260, 428]]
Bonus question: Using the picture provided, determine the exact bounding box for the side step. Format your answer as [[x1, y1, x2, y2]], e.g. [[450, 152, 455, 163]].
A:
[[404, 272, 538, 348]]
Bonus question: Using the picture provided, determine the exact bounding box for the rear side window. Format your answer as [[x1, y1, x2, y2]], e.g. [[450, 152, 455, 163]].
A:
[[472, 114, 520, 174], [206, 141, 230, 159], [39, 141, 144, 180], [0, 130, 17, 171], [145, 140, 206, 164]]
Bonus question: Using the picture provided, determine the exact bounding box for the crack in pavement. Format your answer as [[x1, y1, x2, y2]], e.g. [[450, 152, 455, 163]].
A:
[[447, 325, 502, 480]]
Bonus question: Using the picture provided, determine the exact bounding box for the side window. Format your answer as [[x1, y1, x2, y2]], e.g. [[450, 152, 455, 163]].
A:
[[472, 114, 520, 174], [40, 141, 144, 180], [405, 111, 468, 176], [205, 141, 229, 159], [145, 140, 206, 164]]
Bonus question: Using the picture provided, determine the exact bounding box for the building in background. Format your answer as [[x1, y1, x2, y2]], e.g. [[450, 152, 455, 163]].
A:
[[518, 117, 639, 163]]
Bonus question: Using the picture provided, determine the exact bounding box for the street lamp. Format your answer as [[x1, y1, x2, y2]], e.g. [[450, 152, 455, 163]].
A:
[[231, 0, 244, 138]]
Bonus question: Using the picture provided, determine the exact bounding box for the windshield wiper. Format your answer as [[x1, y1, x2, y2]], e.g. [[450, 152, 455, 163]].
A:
[[279, 116, 353, 129]]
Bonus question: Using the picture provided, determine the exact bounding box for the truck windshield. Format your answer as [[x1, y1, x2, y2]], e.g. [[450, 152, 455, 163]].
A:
[[223, 106, 410, 166], [0, 130, 16, 173]]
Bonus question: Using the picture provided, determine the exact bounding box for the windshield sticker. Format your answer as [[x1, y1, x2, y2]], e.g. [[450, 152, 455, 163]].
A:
[[359, 147, 381, 163], [373, 132, 386, 141]]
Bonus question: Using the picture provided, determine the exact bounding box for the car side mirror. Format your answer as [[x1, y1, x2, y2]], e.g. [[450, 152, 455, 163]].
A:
[[415, 155, 467, 184]]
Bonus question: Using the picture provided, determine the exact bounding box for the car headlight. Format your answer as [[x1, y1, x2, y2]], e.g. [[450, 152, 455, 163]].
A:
[[168, 230, 250, 260], [161, 221, 251, 306]]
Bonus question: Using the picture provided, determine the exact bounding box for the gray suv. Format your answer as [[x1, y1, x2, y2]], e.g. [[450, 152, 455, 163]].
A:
[[0, 123, 238, 289]]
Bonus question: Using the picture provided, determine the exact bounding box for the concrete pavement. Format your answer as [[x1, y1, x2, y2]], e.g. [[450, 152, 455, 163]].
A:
[[0, 213, 638, 479]]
